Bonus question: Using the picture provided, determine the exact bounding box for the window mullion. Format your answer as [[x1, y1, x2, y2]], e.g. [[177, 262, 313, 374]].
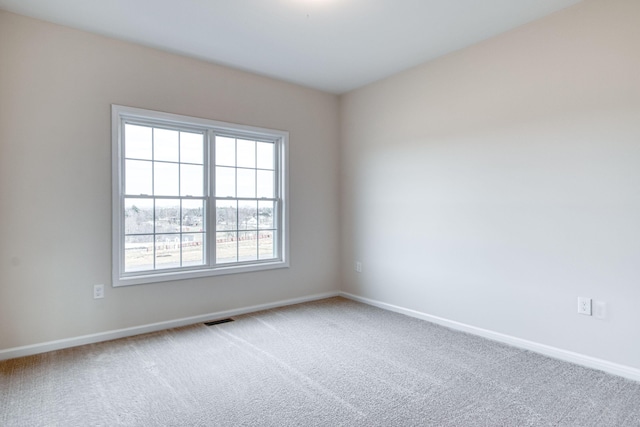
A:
[[151, 128, 156, 270], [208, 130, 216, 268], [235, 138, 239, 263], [178, 132, 182, 268]]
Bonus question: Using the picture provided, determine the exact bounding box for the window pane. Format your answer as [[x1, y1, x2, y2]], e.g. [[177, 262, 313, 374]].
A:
[[257, 170, 274, 198], [155, 199, 180, 233], [258, 230, 276, 260], [125, 198, 153, 234], [239, 231, 258, 262], [125, 124, 152, 160], [125, 160, 152, 195], [180, 131, 203, 164], [258, 200, 274, 229], [216, 200, 237, 231], [182, 199, 204, 232], [181, 164, 203, 197], [154, 162, 179, 196], [155, 235, 181, 269], [238, 200, 258, 230], [124, 235, 154, 272], [216, 136, 235, 166], [216, 166, 236, 197], [257, 142, 274, 170], [182, 233, 204, 266], [237, 139, 256, 168], [237, 169, 256, 198], [216, 231, 237, 264], [154, 128, 179, 162]]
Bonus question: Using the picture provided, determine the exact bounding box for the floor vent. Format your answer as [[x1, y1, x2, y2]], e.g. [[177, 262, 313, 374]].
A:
[[204, 318, 234, 326]]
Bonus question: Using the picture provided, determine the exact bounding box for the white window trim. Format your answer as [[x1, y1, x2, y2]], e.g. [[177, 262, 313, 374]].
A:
[[112, 105, 289, 287]]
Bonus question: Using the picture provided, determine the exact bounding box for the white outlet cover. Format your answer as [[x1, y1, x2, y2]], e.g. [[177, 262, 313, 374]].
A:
[[94, 284, 105, 299], [594, 301, 607, 319], [577, 297, 592, 315]]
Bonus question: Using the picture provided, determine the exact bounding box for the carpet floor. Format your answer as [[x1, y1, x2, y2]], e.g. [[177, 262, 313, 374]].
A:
[[1, 297, 639, 426]]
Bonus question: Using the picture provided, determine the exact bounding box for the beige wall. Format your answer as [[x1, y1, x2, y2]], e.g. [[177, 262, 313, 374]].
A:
[[0, 11, 340, 350], [340, 0, 640, 369], [2, 0, 639, 373]]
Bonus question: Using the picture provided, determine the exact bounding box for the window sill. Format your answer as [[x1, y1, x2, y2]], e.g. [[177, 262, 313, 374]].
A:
[[113, 260, 289, 287]]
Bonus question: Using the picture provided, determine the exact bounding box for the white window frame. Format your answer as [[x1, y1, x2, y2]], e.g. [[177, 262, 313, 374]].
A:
[[112, 105, 289, 286]]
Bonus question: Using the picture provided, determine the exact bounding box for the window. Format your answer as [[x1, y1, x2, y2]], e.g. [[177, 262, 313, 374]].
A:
[[112, 105, 289, 286]]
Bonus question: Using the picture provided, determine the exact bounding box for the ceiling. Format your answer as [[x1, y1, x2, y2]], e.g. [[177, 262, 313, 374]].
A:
[[0, 0, 582, 94]]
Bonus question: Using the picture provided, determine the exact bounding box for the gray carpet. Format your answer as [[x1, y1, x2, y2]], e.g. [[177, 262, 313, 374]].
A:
[[1, 297, 639, 426]]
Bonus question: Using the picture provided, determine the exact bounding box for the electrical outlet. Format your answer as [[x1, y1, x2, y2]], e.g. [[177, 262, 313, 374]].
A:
[[577, 297, 591, 315], [355, 261, 362, 273], [94, 284, 105, 299]]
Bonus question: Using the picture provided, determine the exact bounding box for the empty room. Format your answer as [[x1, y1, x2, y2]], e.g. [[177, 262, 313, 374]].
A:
[[1, 0, 639, 425]]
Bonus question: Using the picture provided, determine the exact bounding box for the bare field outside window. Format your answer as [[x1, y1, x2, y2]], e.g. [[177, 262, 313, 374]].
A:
[[125, 234, 205, 272], [125, 232, 272, 270], [216, 232, 275, 264]]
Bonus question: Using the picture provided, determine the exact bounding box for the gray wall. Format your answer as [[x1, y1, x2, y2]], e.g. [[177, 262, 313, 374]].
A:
[[0, 11, 341, 350], [340, 0, 640, 370]]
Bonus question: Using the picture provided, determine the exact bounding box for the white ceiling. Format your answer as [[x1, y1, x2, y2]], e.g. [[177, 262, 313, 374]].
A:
[[0, 0, 582, 94]]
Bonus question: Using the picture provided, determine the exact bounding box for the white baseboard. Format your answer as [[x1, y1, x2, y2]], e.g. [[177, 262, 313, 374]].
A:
[[339, 291, 640, 383], [0, 291, 340, 361], [5, 290, 639, 383]]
